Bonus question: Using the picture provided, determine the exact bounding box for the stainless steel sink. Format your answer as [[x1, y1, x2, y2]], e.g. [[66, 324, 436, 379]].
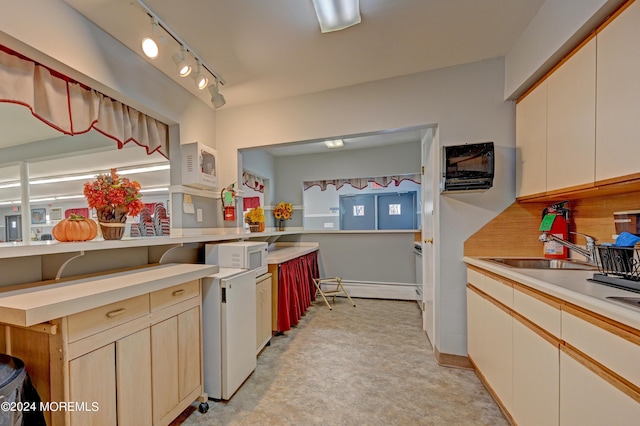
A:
[[483, 257, 597, 270]]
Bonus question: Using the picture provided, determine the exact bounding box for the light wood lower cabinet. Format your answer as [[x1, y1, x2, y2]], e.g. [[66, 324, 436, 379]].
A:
[[4, 280, 205, 426], [69, 344, 118, 426], [68, 328, 153, 426], [560, 349, 639, 425], [256, 273, 272, 354], [467, 265, 640, 425], [117, 329, 153, 426], [512, 319, 559, 426]]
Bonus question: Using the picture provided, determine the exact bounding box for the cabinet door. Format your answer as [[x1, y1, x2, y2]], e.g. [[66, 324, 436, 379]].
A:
[[256, 274, 273, 352], [178, 306, 201, 400], [596, 0, 640, 181], [482, 298, 513, 413], [512, 319, 559, 426], [261, 276, 272, 348], [560, 350, 640, 425], [117, 329, 152, 426], [466, 287, 485, 370], [151, 316, 179, 424], [69, 344, 117, 426], [516, 80, 547, 197], [546, 37, 596, 191], [256, 283, 264, 350]]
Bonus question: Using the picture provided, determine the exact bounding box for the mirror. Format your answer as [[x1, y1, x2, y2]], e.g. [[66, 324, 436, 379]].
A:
[[241, 127, 425, 231], [0, 103, 170, 242]]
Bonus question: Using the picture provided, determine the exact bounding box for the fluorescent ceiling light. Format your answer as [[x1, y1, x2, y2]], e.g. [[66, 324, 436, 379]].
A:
[[55, 195, 86, 200], [140, 187, 169, 193], [324, 139, 344, 148], [0, 182, 20, 189], [312, 0, 361, 33]]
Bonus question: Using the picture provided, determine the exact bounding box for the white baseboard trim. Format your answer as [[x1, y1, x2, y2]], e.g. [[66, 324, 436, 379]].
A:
[[320, 280, 419, 301]]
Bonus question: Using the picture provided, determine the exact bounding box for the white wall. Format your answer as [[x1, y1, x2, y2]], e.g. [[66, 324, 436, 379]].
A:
[[504, 0, 625, 99], [217, 57, 515, 356]]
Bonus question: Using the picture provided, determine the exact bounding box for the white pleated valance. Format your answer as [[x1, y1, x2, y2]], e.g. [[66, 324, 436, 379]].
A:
[[0, 45, 168, 158], [303, 174, 421, 191], [243, 171, 264, 193]]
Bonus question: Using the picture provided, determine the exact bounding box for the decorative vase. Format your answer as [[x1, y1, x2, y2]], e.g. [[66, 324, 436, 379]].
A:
[[97, 205, 127, 240], [99, 221, 126, 240], [278, 218, 285, 232], [249, 222, 265, 233]]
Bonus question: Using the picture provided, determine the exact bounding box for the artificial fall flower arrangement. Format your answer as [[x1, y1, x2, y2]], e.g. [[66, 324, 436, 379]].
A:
[[83, 168, 144, 223], [273, 202, 293, 220], [245, 206, 265, 224]]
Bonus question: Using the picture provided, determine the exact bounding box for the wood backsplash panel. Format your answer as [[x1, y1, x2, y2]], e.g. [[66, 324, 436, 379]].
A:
[[572, 192, 640, 243], [464, 190, 640, 257], [464, 201, 549, 257]]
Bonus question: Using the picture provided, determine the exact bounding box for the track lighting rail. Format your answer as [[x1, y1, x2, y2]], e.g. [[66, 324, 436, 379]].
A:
[[136, 0, 225, 86]]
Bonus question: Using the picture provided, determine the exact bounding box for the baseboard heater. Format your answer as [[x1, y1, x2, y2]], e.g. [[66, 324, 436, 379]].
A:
[[319, 280, 417, 301]]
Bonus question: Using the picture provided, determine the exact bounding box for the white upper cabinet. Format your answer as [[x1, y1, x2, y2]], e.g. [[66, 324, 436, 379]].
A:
[[516, 81, 547, 197], [546, 37, 597, 192], [596, 1, 640, 182]]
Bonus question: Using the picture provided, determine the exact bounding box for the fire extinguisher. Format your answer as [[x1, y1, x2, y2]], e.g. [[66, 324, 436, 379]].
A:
[[221, 184, 236, 222], [541, 201, 570, 259]]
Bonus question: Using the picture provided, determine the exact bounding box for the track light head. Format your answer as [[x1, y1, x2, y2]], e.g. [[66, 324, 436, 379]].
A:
[[141, 19, 159, 59], [172, 47, 192, 77], [191, 62, 209, 90], [208, 80, 226, 108]]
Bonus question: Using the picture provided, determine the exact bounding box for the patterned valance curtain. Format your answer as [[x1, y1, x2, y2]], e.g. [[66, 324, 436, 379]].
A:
[[243, 171, 264, 193], [303, 174, 421, 191], [0, 45, 168, 158]]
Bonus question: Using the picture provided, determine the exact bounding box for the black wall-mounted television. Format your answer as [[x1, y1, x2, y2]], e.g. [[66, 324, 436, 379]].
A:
[[441, 142, 494, 193]]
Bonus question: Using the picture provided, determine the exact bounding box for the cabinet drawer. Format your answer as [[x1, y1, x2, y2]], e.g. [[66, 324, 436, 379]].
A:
[[484, 274, 513, 308], [467, 268, 485, 291], [151, 280, 199, 312], [514, 286, 561, 338], [68, 294, 150, 343], [562, 309, 640, 389]]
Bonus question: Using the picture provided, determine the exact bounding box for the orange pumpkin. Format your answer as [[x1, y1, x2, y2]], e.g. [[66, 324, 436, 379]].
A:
[[52, 214, 98, 242]]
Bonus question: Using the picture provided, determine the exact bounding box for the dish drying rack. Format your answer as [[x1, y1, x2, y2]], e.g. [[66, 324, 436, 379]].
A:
[[593, 244, 640, 292]]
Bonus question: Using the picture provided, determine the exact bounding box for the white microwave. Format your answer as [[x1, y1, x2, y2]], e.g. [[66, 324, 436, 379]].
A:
[[205, 241, 269, 277], [181, 141, 219, 190]]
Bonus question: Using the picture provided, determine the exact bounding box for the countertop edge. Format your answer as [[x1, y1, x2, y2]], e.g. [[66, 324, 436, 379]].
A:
[[463, 256, 640, 331], [0, 263, 218, 327]]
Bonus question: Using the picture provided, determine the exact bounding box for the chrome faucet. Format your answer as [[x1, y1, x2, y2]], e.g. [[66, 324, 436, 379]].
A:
[[539, 232, 597, 263]]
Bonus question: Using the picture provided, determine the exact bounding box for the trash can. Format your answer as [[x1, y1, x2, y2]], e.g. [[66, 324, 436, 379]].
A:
[[0, 354, 46, 426]]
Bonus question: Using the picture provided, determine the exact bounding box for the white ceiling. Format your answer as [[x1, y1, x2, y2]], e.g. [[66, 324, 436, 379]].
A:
[[63, 0, 546, 109], [1, 0, 547, 202]]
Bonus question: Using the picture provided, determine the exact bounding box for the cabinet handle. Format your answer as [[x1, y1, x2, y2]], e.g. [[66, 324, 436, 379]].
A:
[[172, 289, 185, 297], [106, 308, 126, 318]]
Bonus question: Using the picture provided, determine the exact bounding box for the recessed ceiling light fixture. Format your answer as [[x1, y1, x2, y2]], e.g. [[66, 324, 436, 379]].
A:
[[136, 0, 226, 106], [312, 0, 361, 33], [324, 139, 344, 148]]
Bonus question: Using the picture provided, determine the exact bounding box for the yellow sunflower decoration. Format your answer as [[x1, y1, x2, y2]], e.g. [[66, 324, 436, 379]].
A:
[[273, 202, 293, 220]]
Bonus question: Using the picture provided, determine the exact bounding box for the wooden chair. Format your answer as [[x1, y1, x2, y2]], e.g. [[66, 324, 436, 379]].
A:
[[313, 277, 356, 310]]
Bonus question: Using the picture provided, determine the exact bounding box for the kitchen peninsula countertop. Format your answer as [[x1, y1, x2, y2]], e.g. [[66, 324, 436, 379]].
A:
[[0, 263, 218, 327], [267, 242, 319, 264], [464, 256, 640, 331], [0, 229, 302, 260]]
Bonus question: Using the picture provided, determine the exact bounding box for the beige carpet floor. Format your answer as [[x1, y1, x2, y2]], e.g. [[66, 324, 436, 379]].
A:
[[182, 298, 508, 426]]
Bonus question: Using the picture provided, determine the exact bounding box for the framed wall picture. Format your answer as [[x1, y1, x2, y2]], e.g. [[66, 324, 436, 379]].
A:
[[31, 208, 46, 224], [49, 207, 62, 221]]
